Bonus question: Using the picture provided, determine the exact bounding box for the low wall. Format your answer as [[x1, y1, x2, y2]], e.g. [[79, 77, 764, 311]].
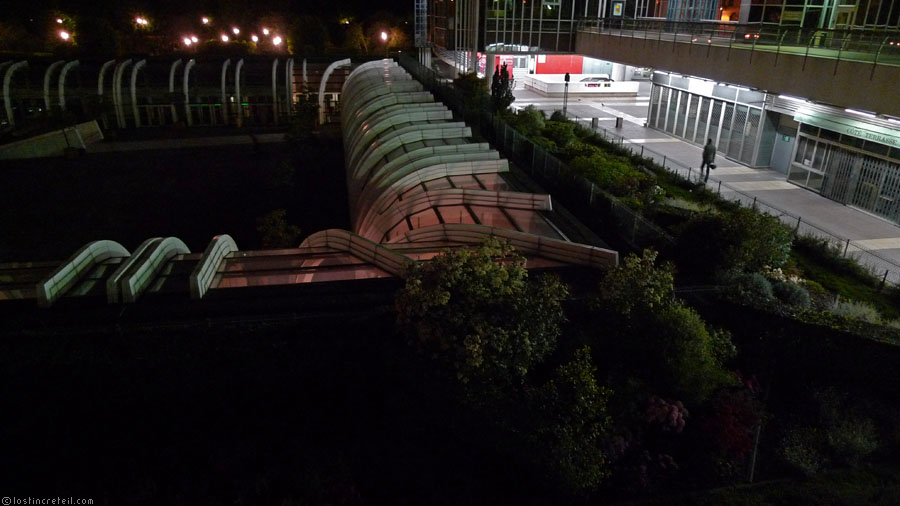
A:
[[521, 74, 640, 97], [0, 120, 104, 160]]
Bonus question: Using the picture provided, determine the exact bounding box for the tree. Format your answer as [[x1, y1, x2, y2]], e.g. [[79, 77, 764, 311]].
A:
[[490, 63, 515, 113], [592, 250, 735, 403], [675, 206, 792, 280], [395, 239, 567, 387], [256, 209, 301, 248], [342, 22, 368, 54], [526, 346, 613, 492]]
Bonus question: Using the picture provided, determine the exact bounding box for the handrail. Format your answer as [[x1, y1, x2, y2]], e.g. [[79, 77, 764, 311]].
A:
[[872, 35, 893, 77], [577, 18, 900, 68]]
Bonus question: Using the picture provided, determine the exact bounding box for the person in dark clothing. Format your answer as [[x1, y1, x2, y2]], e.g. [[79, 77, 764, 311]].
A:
[[701, 138, 716, 183]]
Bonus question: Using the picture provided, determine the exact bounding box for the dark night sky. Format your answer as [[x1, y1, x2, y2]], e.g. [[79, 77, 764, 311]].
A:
[[1, 0, 408, 26]]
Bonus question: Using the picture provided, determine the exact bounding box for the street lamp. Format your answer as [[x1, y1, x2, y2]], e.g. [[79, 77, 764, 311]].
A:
[[251, 34, 259, 42], [262, 28, 270, 36], [381, 31, 389, 57], [562, 72, 570, 118], [59, 30, 70, 40], [221, 34, 230, 42], [272, 36, 282, 46], [201, 17, 210, 24]]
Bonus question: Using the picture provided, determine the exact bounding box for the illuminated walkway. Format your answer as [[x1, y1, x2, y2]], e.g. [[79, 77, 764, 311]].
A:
[[513, 85, 900, 283]]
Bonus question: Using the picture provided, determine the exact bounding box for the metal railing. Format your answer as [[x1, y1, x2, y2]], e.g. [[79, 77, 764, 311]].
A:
[[398, 53, 899, 285], [398, 54, 673, 252], [557, 108, 900, 285], [577, 18, 900, 68]]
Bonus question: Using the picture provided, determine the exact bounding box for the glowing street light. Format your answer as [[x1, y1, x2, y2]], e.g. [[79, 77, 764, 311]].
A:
[[251, 35, 259, 42], [221, 34, 230, 42], [201, 17, 210, 24], [232, 27, 240, 35], [56, 18, 63, 24], [272, 36, 282, 46], [262, 28, 270, 35], [135, 17, 149, 26], [183, 37, 193, 46], [380, 31, 388, 41], [191, 36, 198, 43], [59, 30, 70, 40]]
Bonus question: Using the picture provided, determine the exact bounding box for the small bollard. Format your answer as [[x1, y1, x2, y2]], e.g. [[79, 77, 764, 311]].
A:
[[843, 239, 850, 256], [615, 116, 624, 128], [717, 180, 722, 194]]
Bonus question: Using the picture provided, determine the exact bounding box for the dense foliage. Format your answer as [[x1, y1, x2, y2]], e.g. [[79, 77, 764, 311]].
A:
[[395, 239, 566, 386], [675, 205, 793, 280], [490, 63, 516, 113], [592, 250, 736, 404]]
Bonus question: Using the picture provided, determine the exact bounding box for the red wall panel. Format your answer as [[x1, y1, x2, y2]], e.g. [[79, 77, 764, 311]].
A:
[[535, 54, 584, 74]]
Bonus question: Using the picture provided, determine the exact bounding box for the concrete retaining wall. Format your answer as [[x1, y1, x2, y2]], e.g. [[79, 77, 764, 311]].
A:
[[0, 120, 104, 160]]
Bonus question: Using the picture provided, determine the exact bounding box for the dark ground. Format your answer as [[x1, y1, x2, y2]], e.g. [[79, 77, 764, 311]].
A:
[[0, 134, 349, 262]]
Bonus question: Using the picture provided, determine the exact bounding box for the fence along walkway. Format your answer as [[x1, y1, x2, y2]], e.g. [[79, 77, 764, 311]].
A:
[[399, 54, 900, 285], [398, 54, 672, 252], [558, 109, 900, 286]]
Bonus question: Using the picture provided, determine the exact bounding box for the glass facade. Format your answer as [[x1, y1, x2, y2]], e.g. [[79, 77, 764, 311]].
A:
[[648, 74, 765, 166], [747, 0, 900, 28], [788, 125, 900, 223], [484, 0, 583, 51]]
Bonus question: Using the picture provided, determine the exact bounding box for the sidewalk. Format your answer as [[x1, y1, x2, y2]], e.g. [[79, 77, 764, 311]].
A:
[[512, 86, 900, 283]]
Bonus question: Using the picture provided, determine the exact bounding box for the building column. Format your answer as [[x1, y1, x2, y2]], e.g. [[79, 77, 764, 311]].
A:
[[3, 61, 27, 126], [169, 59, 182, 123], [183, 59, 195, 126], [130, 59, 147, 127], [271, 58, 280, 124], [43, 60, 65, 111], [58, 60, 80, 111], [234, 58, 244, 127]]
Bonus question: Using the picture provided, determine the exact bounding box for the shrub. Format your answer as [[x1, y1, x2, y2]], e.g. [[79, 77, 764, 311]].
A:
[[781, 427, 826, 475], [507, 105, 546, 137], [541, 121, 577, 150], [526, 346, 613, 492], [772, 279, 812, 309], [549, 110, 568, 122], [597, 249, 674, 317], [830, 299, 882, 324], [718, 270, 775, 305], [395, 239, 568, 387], [793, 235, 880, 286], [561, 140, 602, 160], [676, 207, 792, 280], [816, 388, 880, 468], [569, 154, 654, 199], [594, 251, 736, 403], [828, 419, 879, 467]]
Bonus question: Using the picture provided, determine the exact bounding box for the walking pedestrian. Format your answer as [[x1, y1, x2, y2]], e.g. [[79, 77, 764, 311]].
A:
[[701, 138, 716, 183]]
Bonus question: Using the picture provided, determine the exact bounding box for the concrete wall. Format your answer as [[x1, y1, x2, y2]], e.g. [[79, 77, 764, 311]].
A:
[[0, 120, 103, 160], [576, 32, 900, 117], [521, 74, 640, 97]]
